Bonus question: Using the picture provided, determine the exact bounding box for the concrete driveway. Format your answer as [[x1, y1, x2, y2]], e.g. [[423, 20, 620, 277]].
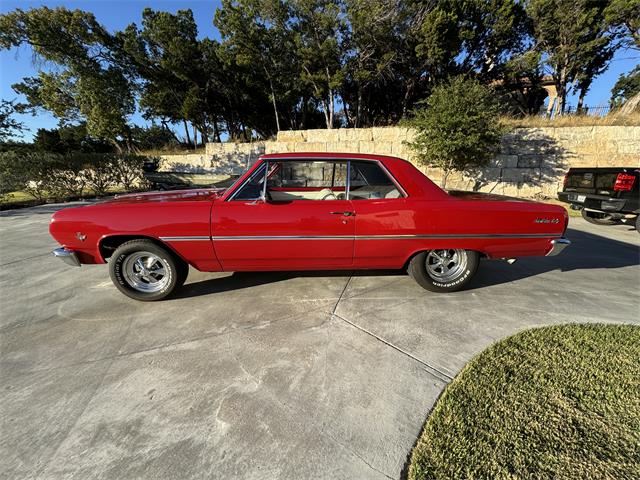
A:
[[1, 202, 639, 480]]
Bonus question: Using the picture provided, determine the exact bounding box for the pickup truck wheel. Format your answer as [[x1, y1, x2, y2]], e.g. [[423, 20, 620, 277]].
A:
[[409, 249, 479, 293], [109, 240, 188, 301], [581, 209, 618, 225]]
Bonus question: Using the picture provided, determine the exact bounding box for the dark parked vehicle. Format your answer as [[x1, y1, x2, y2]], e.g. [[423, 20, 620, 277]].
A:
[[558, 167, 640, 232]]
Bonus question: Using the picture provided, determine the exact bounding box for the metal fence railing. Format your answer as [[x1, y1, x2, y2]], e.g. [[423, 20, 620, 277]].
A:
[[540, 105, 612, 117]]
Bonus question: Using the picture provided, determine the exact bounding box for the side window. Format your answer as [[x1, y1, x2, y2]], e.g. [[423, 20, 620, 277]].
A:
[[232, 163, 267, 200], [349, 161, 402, 200], [267, 161, 347, 201]]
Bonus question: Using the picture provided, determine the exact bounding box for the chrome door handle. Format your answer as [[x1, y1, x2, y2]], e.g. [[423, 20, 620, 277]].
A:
[[330, 211, 355, 216]]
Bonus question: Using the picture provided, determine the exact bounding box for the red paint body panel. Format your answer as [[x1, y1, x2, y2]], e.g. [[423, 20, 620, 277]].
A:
[[49, 153, 568, 271]]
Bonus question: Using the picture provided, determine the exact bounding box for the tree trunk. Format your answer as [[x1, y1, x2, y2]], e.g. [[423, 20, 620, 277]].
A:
[[183, 120, 191, 146], [213, 121, 220, 143], [356, 87, 362, 128], [193, 123, 198, 149], [200, 123, 209, 144], [440, 170, 450, 190], [267, 75, 281, 132], [576, 86, 588, 113], [327, 89, 334, 129]]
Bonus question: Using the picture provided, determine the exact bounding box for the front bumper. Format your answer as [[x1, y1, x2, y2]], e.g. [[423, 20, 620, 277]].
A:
[[546, 238, 571, 257], [53, 247, 81, 267]]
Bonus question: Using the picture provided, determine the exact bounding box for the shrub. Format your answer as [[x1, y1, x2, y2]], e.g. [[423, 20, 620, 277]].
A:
[[81, 154, 117, 196], [406, 77, 506, 189], [49, 154, 88, 198], [0, 151, 154, 203], [0, 151, 26, 201], [110, 154, 153, 191]]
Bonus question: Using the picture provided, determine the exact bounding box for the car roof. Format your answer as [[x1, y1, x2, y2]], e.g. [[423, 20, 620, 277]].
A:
[[260, 151, 407, 165], [257, 152, 448, 199]]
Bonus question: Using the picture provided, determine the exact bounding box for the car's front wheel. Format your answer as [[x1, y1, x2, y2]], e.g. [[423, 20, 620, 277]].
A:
[[109, 239, 188, 301], [409, 249, 479, 292]]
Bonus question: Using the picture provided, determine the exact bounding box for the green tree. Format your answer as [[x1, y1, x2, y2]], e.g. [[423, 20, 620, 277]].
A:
[[215, 0, 299, 132], [605, 0, 640, 49], [342, 0, 414, 126], [407, 77, 504, 189], [0, 100, 24, 140], [292, 0, 346, 128], [527, 0, 614, 115], [0, 7, 135, 147], [413, 0, 530, 82], [610, 66, 640, 108]]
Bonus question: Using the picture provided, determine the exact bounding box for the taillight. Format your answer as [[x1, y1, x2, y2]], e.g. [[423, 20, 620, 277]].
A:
[[562, 173, 568, 189], [613, 173, 636, 192]]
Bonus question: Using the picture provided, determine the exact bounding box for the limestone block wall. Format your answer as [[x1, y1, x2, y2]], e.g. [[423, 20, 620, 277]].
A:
[[266, 126, 640, 198], [161, 126, 639, 198], [160, 142, 265, 175]]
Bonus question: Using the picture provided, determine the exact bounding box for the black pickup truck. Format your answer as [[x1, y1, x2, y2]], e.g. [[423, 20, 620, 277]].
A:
[[558, 167, 640, 232]]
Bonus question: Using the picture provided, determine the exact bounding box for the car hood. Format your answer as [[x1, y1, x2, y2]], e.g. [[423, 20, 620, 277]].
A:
[[98, 188, 227, 205]]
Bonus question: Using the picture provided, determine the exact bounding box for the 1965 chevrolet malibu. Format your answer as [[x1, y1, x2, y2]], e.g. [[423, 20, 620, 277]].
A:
[[50, 153, 571, 301]]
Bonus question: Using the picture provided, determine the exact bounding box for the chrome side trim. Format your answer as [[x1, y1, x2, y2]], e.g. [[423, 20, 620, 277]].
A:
[[545, 238, 571, 256], [159, 236, 211, 242], [210, 233, 560, 241], [53, 247, 81, 267]]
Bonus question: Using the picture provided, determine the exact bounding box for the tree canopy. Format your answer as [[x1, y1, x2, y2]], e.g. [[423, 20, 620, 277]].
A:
[[0, 1, 635, 148]]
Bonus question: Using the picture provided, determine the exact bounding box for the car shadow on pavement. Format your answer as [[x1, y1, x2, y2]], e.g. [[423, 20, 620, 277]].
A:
[[170, 269, 402, 300], [172, 228, 638, 299], [468, 227, 639, 290]]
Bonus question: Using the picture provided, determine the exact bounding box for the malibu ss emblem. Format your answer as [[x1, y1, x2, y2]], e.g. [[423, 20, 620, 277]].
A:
[[534, 218, 559, 224]]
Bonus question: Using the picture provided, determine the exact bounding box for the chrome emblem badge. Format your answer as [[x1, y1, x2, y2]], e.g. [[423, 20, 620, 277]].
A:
[[75, 232, 87, 241], [534, 218, 559, 224]]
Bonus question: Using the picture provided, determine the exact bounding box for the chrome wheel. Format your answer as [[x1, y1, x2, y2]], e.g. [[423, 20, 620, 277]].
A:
[[425, 249, 468, 283], [122, 251, 171, 293]]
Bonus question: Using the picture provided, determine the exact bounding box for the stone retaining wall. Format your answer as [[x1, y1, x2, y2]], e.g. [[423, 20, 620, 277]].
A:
[[160, 142, 265, 176], [162, 126, 639, 198]]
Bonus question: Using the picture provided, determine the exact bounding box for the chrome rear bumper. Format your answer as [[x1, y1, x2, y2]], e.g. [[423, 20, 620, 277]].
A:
[[546, 238, 571, 257], [53, 247, 81, 267]]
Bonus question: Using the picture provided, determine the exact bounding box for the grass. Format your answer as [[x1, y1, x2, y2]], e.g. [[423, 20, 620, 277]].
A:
[[544, 198, 581, 217], [408, 324, 640, 480], [500, 111, 640, 128]]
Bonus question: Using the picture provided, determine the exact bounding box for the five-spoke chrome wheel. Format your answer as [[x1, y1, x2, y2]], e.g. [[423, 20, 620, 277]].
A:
[[109, 239, 188, 301], [122, 251, 171, 293], [425, 249, 468, 283], [409, 249, 479, 292]]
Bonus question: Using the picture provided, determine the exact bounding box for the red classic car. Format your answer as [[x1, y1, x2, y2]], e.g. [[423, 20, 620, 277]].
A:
[[50, 153, 570, 301]]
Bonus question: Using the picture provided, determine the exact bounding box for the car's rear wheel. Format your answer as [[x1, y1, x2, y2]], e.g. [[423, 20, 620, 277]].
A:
[[409, 249, 479, 292], [109, 240, 188, 301], [581, 209, 618, 225]]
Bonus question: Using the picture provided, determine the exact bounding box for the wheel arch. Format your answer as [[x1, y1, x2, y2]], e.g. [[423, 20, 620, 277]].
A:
[[98, 234, 188, 265]]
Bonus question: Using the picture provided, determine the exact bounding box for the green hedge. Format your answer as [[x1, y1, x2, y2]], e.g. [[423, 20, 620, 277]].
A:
[[0, 152, 160, 202]]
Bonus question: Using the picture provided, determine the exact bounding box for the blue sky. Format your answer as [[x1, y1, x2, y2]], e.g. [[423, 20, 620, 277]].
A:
[[1, 0, 638, 141]]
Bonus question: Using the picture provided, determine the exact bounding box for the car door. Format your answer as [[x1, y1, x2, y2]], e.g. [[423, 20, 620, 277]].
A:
[[212, 159, 355, 270], [349, 160, 415, 269]]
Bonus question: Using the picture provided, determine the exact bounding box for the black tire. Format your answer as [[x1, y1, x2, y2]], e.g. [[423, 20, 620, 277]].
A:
[[581, 209, 617, 225], [409, 249, 479, 293], [109, 239, 188, 301]]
